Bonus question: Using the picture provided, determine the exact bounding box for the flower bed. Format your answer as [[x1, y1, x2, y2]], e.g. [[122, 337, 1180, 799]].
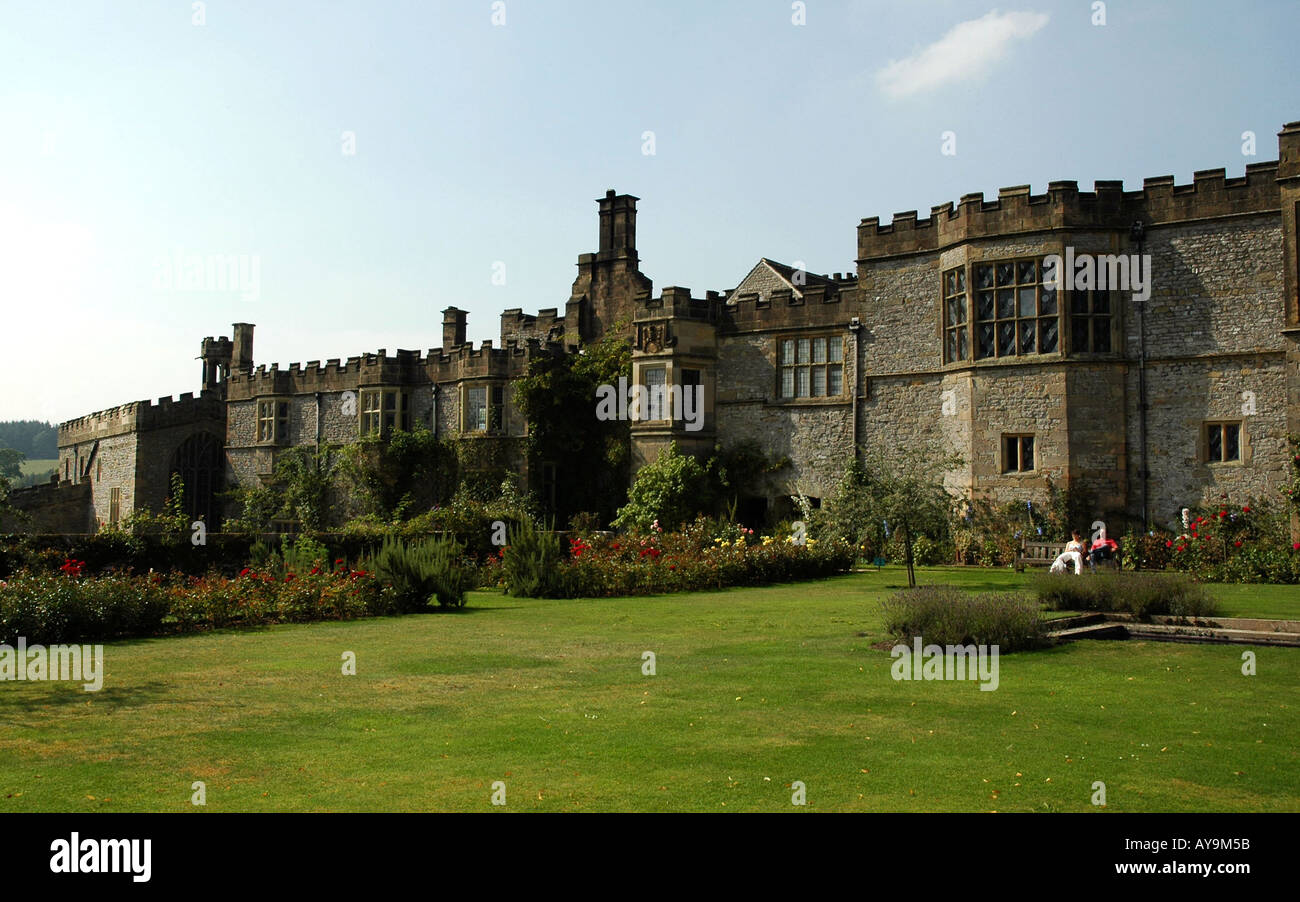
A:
[[0, 561, 393, 645], [503, 519, 856, 598], [1144, 502, 1300, 583]]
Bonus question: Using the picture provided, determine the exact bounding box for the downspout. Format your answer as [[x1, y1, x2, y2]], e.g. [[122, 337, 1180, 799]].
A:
[[849, 317, 862, 462], [1132, 220, 1149, 531]]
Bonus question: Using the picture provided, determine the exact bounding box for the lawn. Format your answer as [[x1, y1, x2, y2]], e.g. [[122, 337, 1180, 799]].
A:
[[1, 566, 1296, 812]]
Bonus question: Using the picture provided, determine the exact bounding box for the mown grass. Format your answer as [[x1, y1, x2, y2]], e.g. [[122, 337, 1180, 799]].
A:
[[0, 566, 1295, 812]]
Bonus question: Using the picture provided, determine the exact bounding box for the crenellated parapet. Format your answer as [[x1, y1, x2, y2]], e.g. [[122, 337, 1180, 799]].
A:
[[858, 163, 1282, 261], [223, 338, 556, 401], [719, 273, 858, 332], [59, 390, 226, 445], [636, 286, 714, 322], [501, 307, 567, 345]]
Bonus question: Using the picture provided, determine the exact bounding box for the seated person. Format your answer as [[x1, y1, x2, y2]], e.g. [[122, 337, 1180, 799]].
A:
[[1087, 536, 1119, 570], [1051, 531, 1086, 575]]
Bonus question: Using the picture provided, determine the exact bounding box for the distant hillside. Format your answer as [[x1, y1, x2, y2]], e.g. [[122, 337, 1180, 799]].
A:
[[15, 459, 58, 488], [0, 421, 57, 459]]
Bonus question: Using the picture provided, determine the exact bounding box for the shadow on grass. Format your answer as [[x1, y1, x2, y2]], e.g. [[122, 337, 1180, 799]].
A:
[[0, 679, 174, 724]]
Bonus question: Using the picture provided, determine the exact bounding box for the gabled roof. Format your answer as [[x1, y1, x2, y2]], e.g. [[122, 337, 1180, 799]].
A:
[[727, 258, 833, 304]]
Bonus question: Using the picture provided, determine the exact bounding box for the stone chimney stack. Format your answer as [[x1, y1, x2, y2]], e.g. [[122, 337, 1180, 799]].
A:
[[442, 307, 467, 349], [597, 189, 639, 260], [231, 322, 255, 374]]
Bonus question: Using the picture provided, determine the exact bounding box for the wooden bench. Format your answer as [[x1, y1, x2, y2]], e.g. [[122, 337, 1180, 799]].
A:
[[1015, 540, 1123, 573], [1016, 541, 1067, 571]]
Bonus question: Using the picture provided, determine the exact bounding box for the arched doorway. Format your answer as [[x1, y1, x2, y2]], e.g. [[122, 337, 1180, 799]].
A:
[[169, 432, 224, 530]]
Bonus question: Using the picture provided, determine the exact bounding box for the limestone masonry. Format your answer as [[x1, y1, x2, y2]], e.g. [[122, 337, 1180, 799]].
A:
[[12, 120, 1300, 534]]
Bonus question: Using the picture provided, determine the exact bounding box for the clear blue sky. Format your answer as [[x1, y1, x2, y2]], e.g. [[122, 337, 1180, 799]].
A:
[[2, 0, 1297, 424]]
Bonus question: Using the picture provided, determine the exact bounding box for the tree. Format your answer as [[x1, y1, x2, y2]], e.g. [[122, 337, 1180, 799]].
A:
[[513, 331, 632, 526], [0, 448, 24, 481], [818, 445, 960, 588], [612, 442, 710, 531]]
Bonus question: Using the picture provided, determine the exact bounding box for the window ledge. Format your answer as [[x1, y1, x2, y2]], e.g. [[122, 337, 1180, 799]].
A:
[[767, 397, 851, 407]]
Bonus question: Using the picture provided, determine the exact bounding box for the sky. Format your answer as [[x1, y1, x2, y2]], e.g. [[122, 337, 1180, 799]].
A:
[[1, 0, 1297, 424]]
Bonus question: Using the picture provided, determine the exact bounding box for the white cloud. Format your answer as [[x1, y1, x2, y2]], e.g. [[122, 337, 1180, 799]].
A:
[[876, 9, 1049, 100]]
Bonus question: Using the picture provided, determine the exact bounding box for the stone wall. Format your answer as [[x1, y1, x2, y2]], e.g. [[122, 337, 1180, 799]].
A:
[[3, 482, 93, 533], [715, 329, 857, 502]]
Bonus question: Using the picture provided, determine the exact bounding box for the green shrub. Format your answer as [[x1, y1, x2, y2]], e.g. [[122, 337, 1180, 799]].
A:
[[0, 572, 170, 645], [502, 518, 565, 598], [881, 586, 1047, 652], [910, 534, 947, 566], [366, 535, 468, 610], [612, 442, 710, 532], [1120, 530, 1174, 571], [1033, 571, 1217, 619]]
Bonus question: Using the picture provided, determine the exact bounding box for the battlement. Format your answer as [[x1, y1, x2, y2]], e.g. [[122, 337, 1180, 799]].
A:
[[719, 278, 855, 332], [500, 306, 566, 345], [59, 390, 225, 444], [858, 161, 1282, 261], [636, 286, 715, 321], [224, 335, 555, 400]]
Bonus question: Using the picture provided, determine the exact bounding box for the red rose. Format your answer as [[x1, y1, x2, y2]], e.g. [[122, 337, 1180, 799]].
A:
[[1234, 541, 1242, 547], [239, 568, 251, 577], [1165, 541, 1173, 548], [1243, 506, 1251, 513]]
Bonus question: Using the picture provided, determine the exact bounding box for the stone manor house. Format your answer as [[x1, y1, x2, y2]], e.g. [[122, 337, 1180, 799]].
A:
[[11, 119, 1300, 535]]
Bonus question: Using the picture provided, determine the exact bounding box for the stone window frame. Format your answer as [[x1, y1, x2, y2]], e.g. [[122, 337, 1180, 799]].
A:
[[460, 382, 505, 435], [109, 487, 121, 526], [776, 332, 846, 401], [640, 364, 669, 422], [256, 397, 290, 445], [360, 387, 412, 438], [943, 257, 1062, 363], [942, 266, 969, 362], [1068, 286, 1116, 354], [1202, 420, 1247, 466], [1001, 434, 1037, 474]]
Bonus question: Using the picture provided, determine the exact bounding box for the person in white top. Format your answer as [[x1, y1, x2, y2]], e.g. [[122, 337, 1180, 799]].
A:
[[1050, 531, 1086, 575]]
